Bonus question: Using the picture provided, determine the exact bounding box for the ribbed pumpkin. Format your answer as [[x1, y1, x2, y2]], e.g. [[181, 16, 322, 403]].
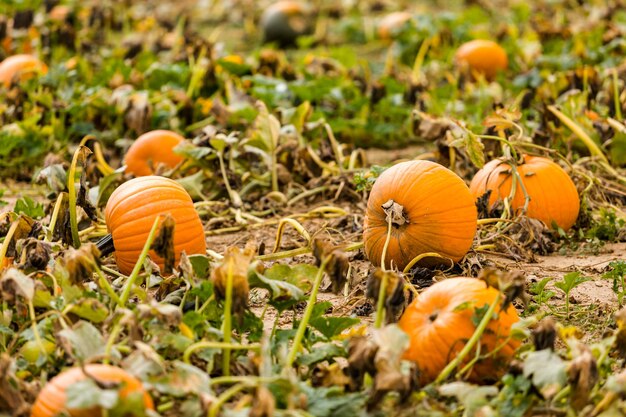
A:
[[30, 364, 154, 417], [455, 40, 507, 80], [469, 155, 580, 231], [363, 160, 477, 270], [260, 1, 312, 46], [377, 12, 412, 40], [124, 130, 186, 177], [104, 176, 206, 275], [399, 277, 520, 384], [0, 54, 48, 87]]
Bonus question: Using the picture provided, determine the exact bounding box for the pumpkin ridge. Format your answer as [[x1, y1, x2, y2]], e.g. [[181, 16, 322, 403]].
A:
[[106, 181, 188, 220]]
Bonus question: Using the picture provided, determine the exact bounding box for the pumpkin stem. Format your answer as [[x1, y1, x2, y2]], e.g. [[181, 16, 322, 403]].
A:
[[96, 234, 115, 257], [381, 199, 409, 227]]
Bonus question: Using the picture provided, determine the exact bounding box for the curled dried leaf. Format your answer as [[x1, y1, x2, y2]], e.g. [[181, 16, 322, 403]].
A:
[[151, 214, 176, 274], [567, 344, 598, 411], [532, 316, 557, 351], [17, 238, 51, 271], [58, 243, 101, 284], [211, 244, 254, 319], [311, 363, 351, 388], [613, 307, 626, 360], [347, 336, 379, 390], [366, 269, 406, 323], [478, 268, 528, 309], [249, 385, 275, 417]]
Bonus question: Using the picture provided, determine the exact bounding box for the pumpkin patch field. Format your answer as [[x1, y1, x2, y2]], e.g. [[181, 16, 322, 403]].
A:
[[2, 0, 626, 416]]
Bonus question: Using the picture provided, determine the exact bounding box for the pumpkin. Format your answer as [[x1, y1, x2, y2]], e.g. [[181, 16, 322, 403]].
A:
[[363, 160, 477, 270], [30, 364, 154, 417], [0, 54, 48, 87], [469, 155, 580, 231], [377, 12, 412, 40], [454, 40, 507, 80], [104, 176, 206, 275], [398, 277, 520, 384], [260, 1, 312, 46], [124, 130, 186, 177]]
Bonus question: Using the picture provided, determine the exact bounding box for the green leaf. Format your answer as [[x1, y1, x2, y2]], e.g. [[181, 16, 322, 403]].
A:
[[308, 302, 360, 340], [298, 343, 346, 366], [554, 272, 590, 295], [449, 129, 485, 168], [14, 196, 45, 219], [300, 384, 367, 417], [187, 254, 211, 280], [252, 263, 314, 312]]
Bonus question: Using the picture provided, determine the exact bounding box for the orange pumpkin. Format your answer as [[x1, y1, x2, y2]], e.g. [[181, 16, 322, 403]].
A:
[[30, 364, 154, 417], [377, 12, 412, 40], [469, 155, 580, 231], [399, 277, 520, 384], [363, 160, 477, 270], [455, 40, 507, 80], [0, 54, 48, 87], [104, 176, 206, 275], [260, 1, 312, 46], [124, 130, 186, 177]]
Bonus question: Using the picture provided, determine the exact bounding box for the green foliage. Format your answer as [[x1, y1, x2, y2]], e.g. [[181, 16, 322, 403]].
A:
[[13, 196, 45, 219], [554, 272, 590, 318]]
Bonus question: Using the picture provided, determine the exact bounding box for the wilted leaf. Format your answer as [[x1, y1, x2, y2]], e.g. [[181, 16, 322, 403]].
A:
[[523, 349, 567, 399], [58, 320, 106, 361], [67, 298, 109, 323]]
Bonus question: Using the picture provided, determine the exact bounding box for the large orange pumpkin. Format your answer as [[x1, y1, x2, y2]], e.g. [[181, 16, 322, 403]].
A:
[[398, 277, 520, 384], [377, 12, 412, 40], [124, 130, 186, 177], [455, 40, 507, 80], [0, 54, 48, 87], [469, 155, 580, 231], [363, 160, 477, 270], [30, 364, 154, 417], [104, 176, 206, 275]]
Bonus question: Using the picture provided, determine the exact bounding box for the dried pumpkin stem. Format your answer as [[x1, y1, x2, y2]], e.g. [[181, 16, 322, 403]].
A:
[[374, 269, 388, 329], [547, 105, 608, 164], [28, 298, 47, 360], [46, 192, 66, 242], [68, 145, 90, 248], [118, 216, 162, 307], [102, 319, 123, 365], [222, 257, 234, 376], [0, 215, 19, 269], [434, 293, 502, 384], [286, 255, 331, 367], [287, 186, 329, 206], [208, 382, 249, 417], [402, 252, 452, 275], [183, 341, 261, 364], [272, 218, 312, 253], [613, 69, 623, 121]]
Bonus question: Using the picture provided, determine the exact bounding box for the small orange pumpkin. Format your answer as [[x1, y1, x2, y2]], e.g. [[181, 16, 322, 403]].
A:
[[398, 277, 520, 384], [30, 364, 154, 417], [0, 54, 48, 87], [363, 160, 477, 270], [469, 155, 580, 231], [124, 130, 186, 177], [455, 40, 507, 80], [104, 176, 206, 275], [260, 1, 312, 46], [377, 11, 412, 40]]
